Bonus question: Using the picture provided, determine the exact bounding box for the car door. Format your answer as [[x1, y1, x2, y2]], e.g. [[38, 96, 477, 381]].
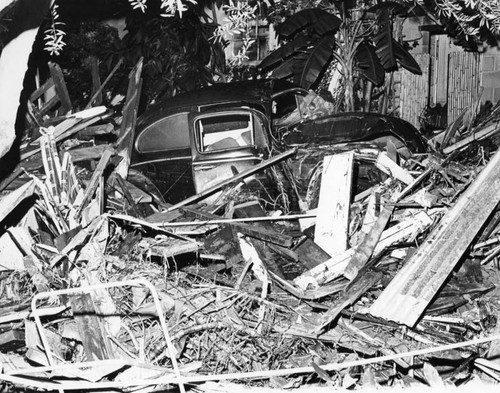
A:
[[130, 112, 196, 203], [189, 109, 270, 196]]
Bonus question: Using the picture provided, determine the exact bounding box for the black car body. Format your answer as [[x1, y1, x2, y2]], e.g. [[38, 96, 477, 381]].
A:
[[130, 80, 425, 209]]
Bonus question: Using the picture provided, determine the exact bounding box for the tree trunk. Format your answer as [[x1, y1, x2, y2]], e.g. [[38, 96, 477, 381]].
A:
[[344, 66, 354, 112]]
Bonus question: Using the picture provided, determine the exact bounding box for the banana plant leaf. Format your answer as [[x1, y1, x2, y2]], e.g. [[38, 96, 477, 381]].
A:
[[299, 36, 335, 89], [258, 34, 311, 70], [393, 39, 422, 75], [270, 56, 297, 79], [373, 8, 396, 70], [277, 8, 341, 38], [367, 1, 408, 16], [355, 42, 385, 86]]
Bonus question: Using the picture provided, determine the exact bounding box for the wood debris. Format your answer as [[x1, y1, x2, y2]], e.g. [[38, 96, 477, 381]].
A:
[[2, 66, 500, 393]]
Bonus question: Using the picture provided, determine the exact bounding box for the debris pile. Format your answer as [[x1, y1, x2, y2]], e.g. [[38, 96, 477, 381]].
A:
[[2, 65, 500, 392]]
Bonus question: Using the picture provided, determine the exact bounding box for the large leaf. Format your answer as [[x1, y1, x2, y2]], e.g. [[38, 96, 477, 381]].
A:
[[393, 40, 422, 75], [258, 35, 310, 71], [270, 57, 296, 79], [299, 36, 335, 89], [277, 8, 341, 38], [373, 8, 396, 70], [355, 42, 385, 86], [367, 1, 408, 16]]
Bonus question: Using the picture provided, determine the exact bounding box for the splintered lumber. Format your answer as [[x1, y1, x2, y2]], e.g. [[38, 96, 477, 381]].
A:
[[51, 217, 104, 267], [20, 107, 109, 162], [65, 145, 113, 163], [294, 211, 434, 289], [343, 204, 394, 280], [314, 153, 353, 256], [115, 58, 143, 179], [375, 152, 415, 185], [86, 59, 124, 109], [443, 121, 500, 154], [238, 234, 269, 334], [166, 148, 298, 213], [293, 238, 330, 270], [181, 206, 294, 247], [69, 293, 113, 360], [369, 148, 500, 327], [74, 149, 113, 220], [0, 180, 35, 223], [0, 329, 25, 352], [0, 231, 26, 271], [314, 271, 382, 334]]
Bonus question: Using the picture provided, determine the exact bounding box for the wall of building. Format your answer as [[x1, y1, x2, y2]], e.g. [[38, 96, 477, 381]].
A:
[[482, 46, 500, 104], [396, 16, 500, 129]]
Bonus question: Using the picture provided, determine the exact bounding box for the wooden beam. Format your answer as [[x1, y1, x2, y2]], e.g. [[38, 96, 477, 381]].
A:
[[314, 271, 382, 335], [375, 152, 415, 185], [369, 148, 500, 327], [166, 148, 298, 213], [115, 58, 143, 179], [343, 204, 394, 280], [181, 206, 293, 247], [443, 122, 500, 154], [314, 153, 354, 257], [294, 211, 434, 289], [70, 293, 113, 361]]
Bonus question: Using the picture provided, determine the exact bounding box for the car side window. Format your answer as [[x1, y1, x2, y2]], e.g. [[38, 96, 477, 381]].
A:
[[272, 91, 307, 127], [196, 113, 254, 152], [136, 113, 190, 153]]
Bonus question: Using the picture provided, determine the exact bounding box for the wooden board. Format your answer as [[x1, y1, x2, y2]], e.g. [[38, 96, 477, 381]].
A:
[[0, 180, 35, 223], [70, 293, 113, 361], [375, 152, 415, 185], [369, 148, 500, 327], [182, 206, 293, 248], [314, 153, 354, 257], [294, 237, 331, 270]]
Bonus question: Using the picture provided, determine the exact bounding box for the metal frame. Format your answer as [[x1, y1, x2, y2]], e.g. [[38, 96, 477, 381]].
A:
[[30, 279, 186, 393]]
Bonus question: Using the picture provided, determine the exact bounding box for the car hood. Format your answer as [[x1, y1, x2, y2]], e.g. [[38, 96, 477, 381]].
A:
[[281, 112, 426, 153]]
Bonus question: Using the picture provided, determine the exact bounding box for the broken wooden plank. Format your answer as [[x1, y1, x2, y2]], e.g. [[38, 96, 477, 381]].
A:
[[294, 211, 434, 289], [181, 206, 293, 247], [70, 293, 113, 361], [314, 153, 353, 256], [20, 109, 110, 162], [443, 122, 500, 154], [314, 271, 382, 335], [85, 58, 123, 109], [0, 180, 35, 223], [0, 329, 25, 352], [88, 56, 103, 107], [369, 148, 500, 327], [74, 149, 113, 220], [76, 123, 115, 139], [166, 148, 298, 213], [293, 237, 330, 270], [65, 145, 113, 164], [115, 58, 143, 179], [149, 238, 200, 259], [343, 204, 394, 281], [0, 231, 26, 271], [50, 216, 104, 268], [48, 61, 72, 115], [375, 152, 415, 185]]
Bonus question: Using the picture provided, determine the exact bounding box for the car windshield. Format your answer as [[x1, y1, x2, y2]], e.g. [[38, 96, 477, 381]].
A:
[[197, 113, 254, 152]]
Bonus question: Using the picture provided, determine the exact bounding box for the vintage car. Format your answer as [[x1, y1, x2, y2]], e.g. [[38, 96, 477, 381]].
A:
[[130, 80, 425, 210]]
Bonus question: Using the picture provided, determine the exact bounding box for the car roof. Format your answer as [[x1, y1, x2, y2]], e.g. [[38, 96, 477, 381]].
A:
[[136, 79, 297, 129]]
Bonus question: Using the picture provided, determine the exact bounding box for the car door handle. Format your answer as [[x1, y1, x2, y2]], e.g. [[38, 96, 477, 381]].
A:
[[193, 165, 217, 171]]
